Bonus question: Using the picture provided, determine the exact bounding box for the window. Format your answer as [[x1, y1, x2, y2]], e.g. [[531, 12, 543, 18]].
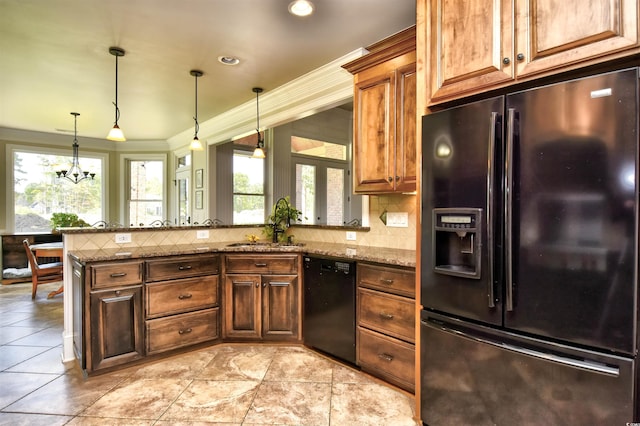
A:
[[11, 147, 105, 233], [291, 137, 358, 226], [128, 160, 164, 226], [233, 149, 265, 224]]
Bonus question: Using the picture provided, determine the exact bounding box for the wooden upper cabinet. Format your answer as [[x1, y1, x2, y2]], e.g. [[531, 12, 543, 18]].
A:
[[427, 0, 640, 104], [515, 0, 640, 78], [344, 26, 417, 194], [429, 0, 514, 103]]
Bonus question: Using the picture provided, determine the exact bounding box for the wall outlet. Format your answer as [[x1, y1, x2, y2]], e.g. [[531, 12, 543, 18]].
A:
[[346, 231, 357, 241], [114, 233, 132, 244], [386, 212, 409, 227], [196, 230, 209, 239]]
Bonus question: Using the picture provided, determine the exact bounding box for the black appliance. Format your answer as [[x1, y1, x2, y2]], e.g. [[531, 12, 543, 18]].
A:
[[303, 256, 356, 364], [421, 68, 639, 425]]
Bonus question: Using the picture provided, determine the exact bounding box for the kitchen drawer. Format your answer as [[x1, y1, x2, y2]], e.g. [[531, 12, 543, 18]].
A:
[[358, 287, 415, 343], [146, 307, 219, 355], [90, 261, 143, 289], [146, 275, 219, 318], [145, 254, 219, 282], [357, 327, 415, 393], [224, 254, 298, 274], [358, 263, 415, 298]]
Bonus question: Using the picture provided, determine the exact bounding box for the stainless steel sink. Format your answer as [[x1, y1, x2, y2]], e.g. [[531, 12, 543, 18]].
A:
[[225, 242, 304, 248]]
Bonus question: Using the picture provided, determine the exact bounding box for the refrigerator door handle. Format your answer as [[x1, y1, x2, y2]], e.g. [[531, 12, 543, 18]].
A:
[[505, 108, 515, 311], [423, 318, 620, 377], [487, 112, 499, 308]]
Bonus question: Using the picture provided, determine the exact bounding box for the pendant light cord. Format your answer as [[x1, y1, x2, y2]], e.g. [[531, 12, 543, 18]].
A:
[[194, 72, 199, 135], [113, 53, 120, 124]]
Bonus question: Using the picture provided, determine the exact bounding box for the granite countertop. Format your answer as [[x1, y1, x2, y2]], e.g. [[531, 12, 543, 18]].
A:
[[68, 241, 416, 268]]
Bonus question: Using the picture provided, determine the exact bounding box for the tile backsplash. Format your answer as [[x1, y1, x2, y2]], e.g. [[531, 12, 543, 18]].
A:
[[65, 194, 417, 252]]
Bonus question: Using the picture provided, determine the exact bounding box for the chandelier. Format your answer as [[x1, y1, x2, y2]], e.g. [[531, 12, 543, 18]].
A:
[[56, 112, 95, 184]]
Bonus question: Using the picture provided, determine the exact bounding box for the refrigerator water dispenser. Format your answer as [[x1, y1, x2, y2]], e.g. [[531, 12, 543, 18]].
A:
[[432, 208, 482, 279]]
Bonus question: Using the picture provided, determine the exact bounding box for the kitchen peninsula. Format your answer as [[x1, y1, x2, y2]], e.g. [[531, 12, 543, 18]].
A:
[[62, 224, 416, 390]]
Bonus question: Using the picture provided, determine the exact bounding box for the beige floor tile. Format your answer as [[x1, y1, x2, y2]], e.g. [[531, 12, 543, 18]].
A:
[[243, 381, 331, 425], [199, 344, 277, 381], [264, 347, 333, 383], [6, 327, 63, 347], [330, 382, 416, 426], [0, 371, 58, 409], [0, 344, 49, 371], [159, 379, 259, 423], [131, 348, 218, 380], [81, 378, 191, 420], [4, 366, 126, 416], [0, 412, 72, 426], [6, 346, 74, 374]]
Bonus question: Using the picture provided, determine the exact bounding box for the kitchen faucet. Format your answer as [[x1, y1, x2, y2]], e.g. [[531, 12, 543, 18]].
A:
[[271, 197, 291, 243]]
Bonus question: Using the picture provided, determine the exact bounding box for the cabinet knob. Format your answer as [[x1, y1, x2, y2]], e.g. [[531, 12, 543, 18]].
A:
[[178, 294, 193, 300], [516, 53, 525, 61], [502, 57, 510, 65], [255, 282, 259, 288], [388, 176, 393, 183], [178, 265, 192, 271], [395, 176, 400, 181], [263, 282, 267, 288], [178, 328, 192, 335]]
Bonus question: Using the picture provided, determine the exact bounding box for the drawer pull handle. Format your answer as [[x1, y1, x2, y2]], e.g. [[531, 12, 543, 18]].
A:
[[380, 278, 394, 285], [379, 312, 394, 320], [178, 328, 193, 335], [178, 294, 193, 300], [378, 353, 394, 362], [110, 272, 127, 278], [178, 265, 192, 271], [255, 263, 268, 267]]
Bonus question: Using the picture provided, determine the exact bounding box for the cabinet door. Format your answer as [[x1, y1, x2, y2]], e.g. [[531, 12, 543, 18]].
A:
[[261, 275, 299, 340], [395, 63, 417, 192], [428, 0, 514, 103], [223, 274, 261, 339], [515, 0, 640, 78], [89, 286, 143, 371], [353, 71, 396, 193]]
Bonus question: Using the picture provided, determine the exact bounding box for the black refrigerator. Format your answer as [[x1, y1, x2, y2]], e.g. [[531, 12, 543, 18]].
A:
[[420, 68, 639, 425]]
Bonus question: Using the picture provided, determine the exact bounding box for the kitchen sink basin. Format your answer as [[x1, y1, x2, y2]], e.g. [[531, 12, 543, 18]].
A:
[[225, 242, 304, 248]]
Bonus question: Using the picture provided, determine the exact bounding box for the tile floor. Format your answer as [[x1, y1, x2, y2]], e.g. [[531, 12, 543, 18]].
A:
[[0, 281, 418, 425]]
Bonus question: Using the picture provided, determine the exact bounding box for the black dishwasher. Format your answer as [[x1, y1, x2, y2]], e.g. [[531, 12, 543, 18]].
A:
[[303, 256, 356, 364]]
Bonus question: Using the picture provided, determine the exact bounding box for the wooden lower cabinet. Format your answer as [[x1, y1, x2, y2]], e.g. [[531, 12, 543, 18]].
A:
[[357, 262, 416, 393], [223, 273, 298, 340], [89, 285, 144, 371], [146, 308, 219, 354], [357, 327, 415, 391]]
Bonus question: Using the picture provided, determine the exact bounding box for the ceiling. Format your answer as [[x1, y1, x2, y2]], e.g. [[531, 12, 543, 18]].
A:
[[0, 0, 415, 143]]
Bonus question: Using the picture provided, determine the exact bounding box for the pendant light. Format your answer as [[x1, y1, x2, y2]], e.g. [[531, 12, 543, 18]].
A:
[[56, 112, 96, 184], [251, 87, 266, 159], [106, 46, 126, 141], [189, 69, 204, 151]]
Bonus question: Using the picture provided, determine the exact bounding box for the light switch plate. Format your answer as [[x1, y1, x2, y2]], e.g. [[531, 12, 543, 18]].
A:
[[346, 231, 356, 241], [115, 233, 132, 244], [386, 212, 409, 227], [196, 230, 209, 239]]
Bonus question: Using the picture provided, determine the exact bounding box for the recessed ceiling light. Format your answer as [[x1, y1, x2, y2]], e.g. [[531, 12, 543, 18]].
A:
[[218, 56, 240, 66], [288, 0, 314, 17]]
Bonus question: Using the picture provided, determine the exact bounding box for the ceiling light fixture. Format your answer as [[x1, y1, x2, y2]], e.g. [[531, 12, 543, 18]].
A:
[[56, 112, 95, 184], [106, 46, 126, 141], [217, 56, 240, 66], [288, 0, 314, 17], [251, 87, 266, 159], [189, 69, 204, 151]]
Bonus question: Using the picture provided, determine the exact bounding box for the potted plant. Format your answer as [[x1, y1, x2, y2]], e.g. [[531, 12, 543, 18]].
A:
[[50, 212, 90, 231]]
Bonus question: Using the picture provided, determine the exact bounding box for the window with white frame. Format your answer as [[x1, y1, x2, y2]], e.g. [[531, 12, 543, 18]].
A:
[[11, 147, 105, 233], [127, 159, 164, 226], [233, 148, 265, 224]]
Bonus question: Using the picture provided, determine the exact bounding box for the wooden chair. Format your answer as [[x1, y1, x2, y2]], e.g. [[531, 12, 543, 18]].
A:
[[23, 239, 63, 299]]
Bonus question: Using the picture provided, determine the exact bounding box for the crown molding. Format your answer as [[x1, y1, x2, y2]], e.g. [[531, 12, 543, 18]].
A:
[[167, 48, 367, 150]]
